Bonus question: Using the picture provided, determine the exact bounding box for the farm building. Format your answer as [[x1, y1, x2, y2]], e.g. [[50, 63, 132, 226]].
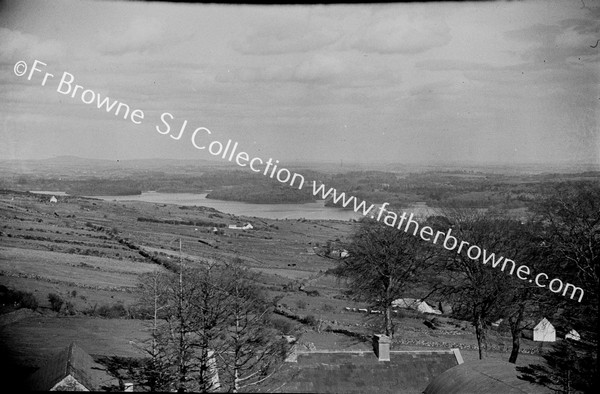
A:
[[49, 195, 58, 203], [329, 249, 349, 258], [565, 329, 580, 341], [533, 317, 556, 342], [228, 223, 253, 230], [27, 342, 98, 391], [392, 298, 442, 315], [424, 359, 549, 394], [275, 335, 463, 393]]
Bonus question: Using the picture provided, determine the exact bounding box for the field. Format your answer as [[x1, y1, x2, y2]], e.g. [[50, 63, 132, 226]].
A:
[[0, 189, 546, 389]]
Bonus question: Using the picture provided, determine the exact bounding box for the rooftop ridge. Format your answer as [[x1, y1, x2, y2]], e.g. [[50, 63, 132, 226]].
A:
[[287, 347, 463, 364]]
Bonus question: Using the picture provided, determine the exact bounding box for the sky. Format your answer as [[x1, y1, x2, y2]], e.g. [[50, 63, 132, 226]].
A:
[[0, 0, 598, 166]]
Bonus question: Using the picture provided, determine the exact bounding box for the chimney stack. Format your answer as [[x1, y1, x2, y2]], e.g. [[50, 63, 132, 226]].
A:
[[373, 334, 391, 361]]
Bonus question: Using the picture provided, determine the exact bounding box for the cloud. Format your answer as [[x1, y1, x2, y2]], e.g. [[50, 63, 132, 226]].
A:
[[216, 53, 400, 87], [505, 17, 600, 65], [231, 15, 340, 55], [415, 59, 496, 72], [349, 13, 451, 54], [216, 54, 345, 84], [0, 28, 66, 64], [96, 17, 168, 55], [294, 54, 345, 82]]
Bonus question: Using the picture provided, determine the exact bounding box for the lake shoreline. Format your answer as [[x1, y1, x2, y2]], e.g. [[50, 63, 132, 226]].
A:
[[31, 191, 362, 221]]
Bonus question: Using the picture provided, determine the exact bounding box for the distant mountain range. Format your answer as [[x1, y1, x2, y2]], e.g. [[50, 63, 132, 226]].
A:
[[0, 155, 598, 175]]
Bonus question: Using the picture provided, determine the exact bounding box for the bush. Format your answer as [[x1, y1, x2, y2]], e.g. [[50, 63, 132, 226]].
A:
[[95, 303, 128, 318], [65, 301, 76, 316], [48, 293, 64, 312], [270, 317, 296, 335], [18, 292, 39, 310], [0, 287, 39, 310], [321, 303, 336, 313], [301, 315, 319, 328]]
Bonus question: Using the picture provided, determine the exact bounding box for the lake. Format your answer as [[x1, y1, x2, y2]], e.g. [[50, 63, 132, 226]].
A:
[[29, 191, 440, 221], [89, 192, 362, 221]]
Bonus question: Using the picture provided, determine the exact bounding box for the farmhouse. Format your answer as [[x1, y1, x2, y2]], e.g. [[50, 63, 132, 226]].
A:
[[533, 317, 556, 342], [276, 335, 463, 393], [49, 195, 58, 203], [228, 223, 253, 230], [392, 298, 442, 315], [329, 249, 349, 258]]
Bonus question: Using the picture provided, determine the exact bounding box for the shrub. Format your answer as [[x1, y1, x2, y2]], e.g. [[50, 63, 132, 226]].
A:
[[0, 287, 39, 310], [321, 303, 335, 313], [302, 315, 319, 328], [65, 301, 76, 316], [18, 292, 39, 310], [270, 317, 296, 335], [96, 303, 128, 318], [48, 293, 64, 312]]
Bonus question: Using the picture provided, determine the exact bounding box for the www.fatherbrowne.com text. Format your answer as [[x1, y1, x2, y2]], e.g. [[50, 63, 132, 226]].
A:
[[14, 59, 585, 303]]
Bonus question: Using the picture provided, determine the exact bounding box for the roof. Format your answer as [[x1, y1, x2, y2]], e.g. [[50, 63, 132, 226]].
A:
[[392, 298, 441, 314], [27, 342, 95, 391], [534, 318, 554, 331], [276, 349, 461, 393], [424, 359, 551, 394]]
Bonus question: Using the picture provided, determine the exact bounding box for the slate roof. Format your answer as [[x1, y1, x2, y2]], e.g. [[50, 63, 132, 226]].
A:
[[276, 349, 462, 393], [424, 359, 551, 394], [27, 342, 95, 391]]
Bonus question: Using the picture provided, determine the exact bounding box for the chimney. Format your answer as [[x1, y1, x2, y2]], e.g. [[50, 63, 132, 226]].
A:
[[372, 334, 391, 361]]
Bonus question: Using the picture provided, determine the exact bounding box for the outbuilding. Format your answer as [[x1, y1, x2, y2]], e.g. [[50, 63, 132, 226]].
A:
[[533, 317, 556, 342]]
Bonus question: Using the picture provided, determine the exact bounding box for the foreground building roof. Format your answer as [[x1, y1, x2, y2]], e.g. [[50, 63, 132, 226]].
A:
[[424, 359, 551, 394], [275, 338, 463, 394], [27, 342, 95, 391]]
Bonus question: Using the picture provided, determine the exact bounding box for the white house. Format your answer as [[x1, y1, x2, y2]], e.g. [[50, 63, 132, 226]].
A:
[[533, 318, 556, 342], [50, 195, 58, 203], [491, 318, 504, 328], [392, 298, 442, 315], [228, 223, 253, 230]]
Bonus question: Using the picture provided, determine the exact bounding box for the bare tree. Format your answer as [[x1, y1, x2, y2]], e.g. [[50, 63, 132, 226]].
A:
[[137, 269, 175, 391], [136, 264, 223, 392], [189, 263, 232, 392], [218, 260, 288, 393], [435, 210, 518, 360], [336, 218, 436, 337]]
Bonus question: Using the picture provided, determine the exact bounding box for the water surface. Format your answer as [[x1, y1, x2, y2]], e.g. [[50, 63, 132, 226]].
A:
[[92, 192, 361, 221]]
